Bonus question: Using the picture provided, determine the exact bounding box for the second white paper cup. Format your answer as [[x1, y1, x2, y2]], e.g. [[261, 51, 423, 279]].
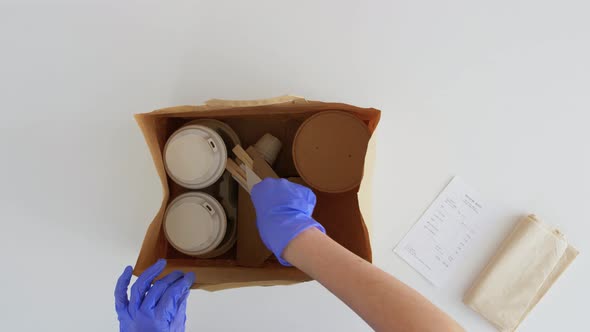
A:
[[164, 192, 227, 256]]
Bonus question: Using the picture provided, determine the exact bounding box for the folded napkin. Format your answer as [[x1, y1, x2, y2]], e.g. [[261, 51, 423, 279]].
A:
[[464, 214, 578, 331]]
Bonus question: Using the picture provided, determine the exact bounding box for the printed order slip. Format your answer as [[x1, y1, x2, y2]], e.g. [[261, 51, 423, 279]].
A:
[[395, 177, 486, 286]]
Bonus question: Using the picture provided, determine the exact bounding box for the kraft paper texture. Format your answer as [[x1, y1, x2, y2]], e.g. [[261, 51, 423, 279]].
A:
[[464, 215, 578, 331]]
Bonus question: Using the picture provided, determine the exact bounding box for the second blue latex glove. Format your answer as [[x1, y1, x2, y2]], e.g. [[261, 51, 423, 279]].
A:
[[251, 178, 326, 265], [115, 259, 195, 332]]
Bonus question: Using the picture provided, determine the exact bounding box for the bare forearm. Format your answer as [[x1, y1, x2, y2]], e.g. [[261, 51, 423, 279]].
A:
[[284, 228, 464, 332]]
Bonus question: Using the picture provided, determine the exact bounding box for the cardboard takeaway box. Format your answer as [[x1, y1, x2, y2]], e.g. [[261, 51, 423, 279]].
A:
[[134, 96, 381, 290]]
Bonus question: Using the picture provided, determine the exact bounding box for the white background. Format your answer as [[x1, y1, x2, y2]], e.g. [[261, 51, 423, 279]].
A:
[[1, 1, 588, 331]]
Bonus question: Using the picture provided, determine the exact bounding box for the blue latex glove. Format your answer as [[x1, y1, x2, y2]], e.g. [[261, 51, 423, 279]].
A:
[[115, 259, 195, 332], [251, 178, 326, 266]]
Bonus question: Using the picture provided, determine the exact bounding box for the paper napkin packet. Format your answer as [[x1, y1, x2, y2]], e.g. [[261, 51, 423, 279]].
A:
[[464, 214, 578, 331]]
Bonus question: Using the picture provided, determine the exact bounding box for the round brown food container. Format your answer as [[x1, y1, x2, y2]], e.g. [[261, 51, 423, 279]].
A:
[[292, 111, 370, 193]]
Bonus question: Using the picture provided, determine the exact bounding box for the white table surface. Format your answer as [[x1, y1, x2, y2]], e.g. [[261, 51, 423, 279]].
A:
[[1, 1, 588, 331]]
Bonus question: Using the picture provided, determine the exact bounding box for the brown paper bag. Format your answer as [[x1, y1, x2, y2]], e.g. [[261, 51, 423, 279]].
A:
[[133, 96, 381, 290]]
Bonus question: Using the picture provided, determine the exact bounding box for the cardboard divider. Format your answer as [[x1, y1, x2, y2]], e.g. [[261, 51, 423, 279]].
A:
[[134, 100, 381, 290]]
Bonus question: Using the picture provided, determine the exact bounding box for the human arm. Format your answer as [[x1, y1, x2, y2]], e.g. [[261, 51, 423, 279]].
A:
[[251, 178, 464, 332], [284, 227, 464, 332]]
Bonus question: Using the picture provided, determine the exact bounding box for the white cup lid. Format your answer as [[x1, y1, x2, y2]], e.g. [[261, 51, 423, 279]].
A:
[[164, 125, 227, 189], [164, 192, 227, 255]]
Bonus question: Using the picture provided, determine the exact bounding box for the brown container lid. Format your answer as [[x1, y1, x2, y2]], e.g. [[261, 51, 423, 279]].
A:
[[293, 111, 370, 193]]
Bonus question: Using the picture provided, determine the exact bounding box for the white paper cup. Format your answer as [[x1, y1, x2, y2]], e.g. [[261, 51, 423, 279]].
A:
[[164, 192, 227, 256], [164, 124, 227, 189], [254, 133, 282, 165]]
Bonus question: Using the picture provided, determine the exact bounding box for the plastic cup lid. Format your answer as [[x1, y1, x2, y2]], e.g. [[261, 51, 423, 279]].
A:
[[164, 125, 227, 189], [187, 119, 241, 147], [164, 192, 227, 255]]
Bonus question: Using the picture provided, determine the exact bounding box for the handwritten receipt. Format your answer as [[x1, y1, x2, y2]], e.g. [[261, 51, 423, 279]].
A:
[[395, 177, 485, 286]]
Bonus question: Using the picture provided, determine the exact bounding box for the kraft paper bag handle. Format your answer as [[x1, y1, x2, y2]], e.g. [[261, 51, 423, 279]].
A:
[[205, 95, 308, 108]]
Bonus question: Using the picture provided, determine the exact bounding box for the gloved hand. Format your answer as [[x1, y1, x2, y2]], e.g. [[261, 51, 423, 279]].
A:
[[115, 259, 195, 332], [251, 178, 326, 266]]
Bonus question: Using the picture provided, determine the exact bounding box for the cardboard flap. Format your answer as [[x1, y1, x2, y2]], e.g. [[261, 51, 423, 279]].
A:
[[133, 114, 170, 271], [205, 95, 307, 108]]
